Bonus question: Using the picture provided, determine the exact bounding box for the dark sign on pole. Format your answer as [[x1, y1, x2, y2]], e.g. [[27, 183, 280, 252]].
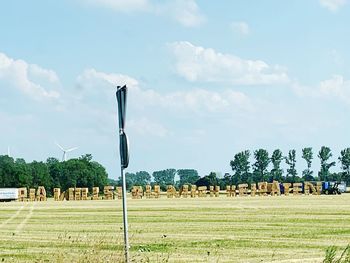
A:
[[116, 85, 130, 263], [116, 85, 129, 169]]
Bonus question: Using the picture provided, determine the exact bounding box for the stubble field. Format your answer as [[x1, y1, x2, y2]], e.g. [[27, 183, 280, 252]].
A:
[[0, 194, 349, 262]]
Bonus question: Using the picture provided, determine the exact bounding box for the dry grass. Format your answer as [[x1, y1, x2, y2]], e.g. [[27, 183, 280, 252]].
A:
[[0, 194, 350, 262]]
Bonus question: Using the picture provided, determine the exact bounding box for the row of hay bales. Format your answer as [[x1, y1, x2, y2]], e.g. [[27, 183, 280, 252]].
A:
[[131, 181, 323, 199], [17, 187, 47, 201], [15, 181, 324, 201]]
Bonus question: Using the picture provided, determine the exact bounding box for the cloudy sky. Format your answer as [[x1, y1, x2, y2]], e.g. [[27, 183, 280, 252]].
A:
[[1, 0, 350, 179]]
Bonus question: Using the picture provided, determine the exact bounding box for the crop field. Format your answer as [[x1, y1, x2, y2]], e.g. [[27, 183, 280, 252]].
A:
[[0, 195, 350, 263]]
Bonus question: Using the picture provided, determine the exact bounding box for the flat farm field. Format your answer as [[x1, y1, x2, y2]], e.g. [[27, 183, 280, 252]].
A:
[[0, 194, 350, 262]]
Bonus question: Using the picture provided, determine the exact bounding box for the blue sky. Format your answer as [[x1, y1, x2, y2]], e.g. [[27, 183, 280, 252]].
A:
[[1, 0, 350, 179]]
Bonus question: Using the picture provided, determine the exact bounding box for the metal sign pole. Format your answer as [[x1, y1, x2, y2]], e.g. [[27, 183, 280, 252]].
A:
[[116, 85, 130, 263], [121, 166, 130, 262]]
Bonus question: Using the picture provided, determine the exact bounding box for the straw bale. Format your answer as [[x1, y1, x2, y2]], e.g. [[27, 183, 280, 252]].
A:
[[250, 183, 257, 197], [271, 181, 281, 196], [283, 183, 291, 196], [92, 187, 99, 200], [53, 188, 61, 201], [190, 185, 197, 198], [293, 183, 302, 195], [258, 182, 268, 196], [81, 188, 88, 200], [238, 184, 248, 196], [18, 188, 27, 202], [197, 186, 207, 197]]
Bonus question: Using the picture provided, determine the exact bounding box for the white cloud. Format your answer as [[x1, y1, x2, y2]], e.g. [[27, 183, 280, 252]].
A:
[[292, 75, 350, 104], [76, 68, 254, 115], [81, 0, 205, 27], [320, 0, 347, 12], [169, 41, 289, 85], [82, 0, 150, 12], [0, 52, 60, 100], [76, 68, 139, 90], [128, 117, 169, 137], [164, 0, 205, 27], [230, 21, 250, 36], [319, 75, 350, 103]]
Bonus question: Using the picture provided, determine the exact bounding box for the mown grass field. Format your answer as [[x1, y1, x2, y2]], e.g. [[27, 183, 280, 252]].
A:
[[0, 194, 350, 262]]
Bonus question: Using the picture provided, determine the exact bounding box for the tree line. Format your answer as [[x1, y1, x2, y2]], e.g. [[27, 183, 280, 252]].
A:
[[0, 154, 108, 196], [229, 146, 350, 186], [115, 146, 350, 191]]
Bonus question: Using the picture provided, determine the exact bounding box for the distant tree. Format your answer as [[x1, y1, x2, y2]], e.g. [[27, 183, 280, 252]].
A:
[[339, 148, 350, 185], [46, 157, 61, 188], [177, 169, 200, 186], [153, 169, 176, 191], [270, 149, 284, 182], [15, 158, 32, 189], [0, 155, 16, 187], [134, 171, 151, 187], [195, 172, 219, 187], [302, 147, 314, 181], [285, 150, 298, 182], [318, 146, 336, 181], [230, 150, 251, 184], [253, 149, 270, 182]]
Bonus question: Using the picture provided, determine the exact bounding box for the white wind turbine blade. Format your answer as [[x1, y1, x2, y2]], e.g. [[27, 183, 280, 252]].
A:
[[55, 142, 65, 151], [66, 147, 78, 152]]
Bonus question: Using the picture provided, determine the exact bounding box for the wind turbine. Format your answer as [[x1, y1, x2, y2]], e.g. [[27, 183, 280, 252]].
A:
[[7, 146, 11, 157], [55, 142, 78, 161]]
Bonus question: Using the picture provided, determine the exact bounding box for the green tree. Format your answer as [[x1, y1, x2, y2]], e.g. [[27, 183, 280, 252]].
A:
[[30, 161, 52, 195], [318, 146, 336, 181], [177, 169, 200, 186], [253, 149, 270, 182], [153, 168, 176, 191], [302, 147, 314, 181], [285, 150, 298, 183], [230, 150, 251, 184], [270, 149, 284, 182], [339, 148, 350, 185], [15, 158, 32, 189], [195, 172, 219, 187]]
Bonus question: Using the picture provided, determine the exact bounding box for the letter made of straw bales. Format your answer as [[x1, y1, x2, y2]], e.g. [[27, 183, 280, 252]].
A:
[[104, 186, 114, 200], [75, 188, 82, 201], [166, 185, 176, 198], [293, 183, 302, 195], [316, 182, 322, 195], [215, 186, 220, 197], [29, 188, 36, 201], [145, 185, 151, 198], [54, 188, 61, 201], [36, 186, 47, 201], [190, 185, 197, 198], [153, 185, 160, 198], [180, 185, 189, 198], [209, 186, 215, 197], [92, 187, 99, 200], [81, 188, 88, 200], [116, 187, 122, 199], [226, 185, 236, 197], [59, 191, 65, 201], [18, 187, 27, 202], [238, 184, 248, 197], [304, 182, 316, 195], [258, 182, 268, 196], [271, 181, 281, 196], [131, 186, 143, 199], [198, 186, 207, 197], [68, 188, 75, 201], [283, 183, 291, 196], [250, 183, 257, 197]]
